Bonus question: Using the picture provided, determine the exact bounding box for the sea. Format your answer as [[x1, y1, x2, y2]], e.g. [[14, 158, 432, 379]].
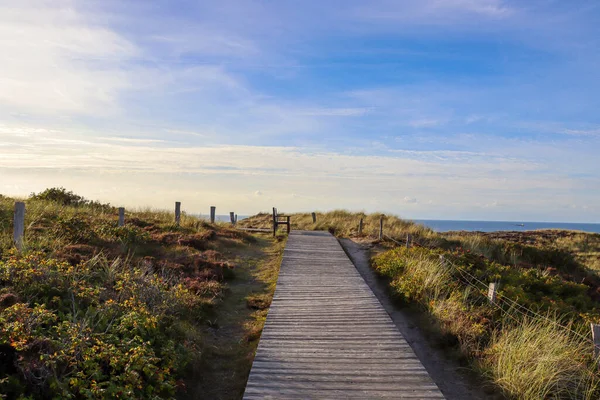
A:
[[197, 214, 600, 234], [411, 219, 600, 234], [195, 214, 249, 222]]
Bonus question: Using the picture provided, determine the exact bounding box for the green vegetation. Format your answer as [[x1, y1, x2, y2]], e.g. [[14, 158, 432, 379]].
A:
[[0, 190, 283, 399], [243, 210, 600, 399]]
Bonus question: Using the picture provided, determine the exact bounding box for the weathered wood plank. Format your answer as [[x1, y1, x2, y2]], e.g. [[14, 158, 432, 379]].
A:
[[243, 230, 445, 399]]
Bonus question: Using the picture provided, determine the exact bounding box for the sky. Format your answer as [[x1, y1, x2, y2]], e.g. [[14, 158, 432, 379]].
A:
[[1, 0, 599, 222]]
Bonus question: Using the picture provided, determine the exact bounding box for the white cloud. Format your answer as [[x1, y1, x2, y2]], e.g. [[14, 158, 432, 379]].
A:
[[353, 0, 514, 23], [561, 128, 600, 136], [430, 0, 512, 17], [0, 1, 137, 115], [408, 119, 442, 128], [299, 108, 371, 117], [2, 123, 597, 222]]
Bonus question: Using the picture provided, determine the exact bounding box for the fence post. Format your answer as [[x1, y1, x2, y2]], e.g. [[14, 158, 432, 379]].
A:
[[488, 282, 499, 303], [358, 218, 363, 235], [235, 214, 238, 224], [379, 215, 383, 240], [311, 212, 316, 223], [210, 206, 216, 224], [272, 207, 277, 237], [230, 212, 235, 225], [13, 202, 25, 251], [175, 202, 181, 226], [591, 324, 600, 360], [118, 207, 125, 227], [406, 233, 410, 248]]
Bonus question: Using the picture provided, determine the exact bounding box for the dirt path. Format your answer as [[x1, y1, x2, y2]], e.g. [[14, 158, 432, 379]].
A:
[[339, 238, 503, 400], [183, 236, 284, 400]]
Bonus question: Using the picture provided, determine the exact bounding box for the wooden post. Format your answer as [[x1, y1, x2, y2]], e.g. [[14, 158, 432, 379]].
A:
[[175, 202, 181, 226], [210, 206, 216, 224], [13, 202, 25, 251], [406, 233, 410, 248], [272, 207, 277, 237], [358, 218, 363, 235], [230, 212, 235, 225], [591, 324, 600, 360], [118, 207, 125, 227], [235, 214, 238, 224], [311, 212, 316, 223], [379, 215, 383, 240], [488, 282, 499, 303]]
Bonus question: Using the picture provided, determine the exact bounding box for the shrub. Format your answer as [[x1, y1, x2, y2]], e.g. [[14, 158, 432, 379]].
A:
[[96, 223, 151, 246], [30, 188, 86, 206], [53, 215, 98, 244], [0, 251, 203, 399], [30, 188, 113, 211]]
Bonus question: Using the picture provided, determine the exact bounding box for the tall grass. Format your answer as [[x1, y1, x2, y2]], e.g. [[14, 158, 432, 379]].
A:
[[372, 246, 600, 399], [485, 317, 598, 400]]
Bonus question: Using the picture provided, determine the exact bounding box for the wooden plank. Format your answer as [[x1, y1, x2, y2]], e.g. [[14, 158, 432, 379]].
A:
[[243, 231, 445, 399]]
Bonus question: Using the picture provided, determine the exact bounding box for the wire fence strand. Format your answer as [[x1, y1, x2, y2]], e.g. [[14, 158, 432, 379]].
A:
[[380, 232, 594, 345]]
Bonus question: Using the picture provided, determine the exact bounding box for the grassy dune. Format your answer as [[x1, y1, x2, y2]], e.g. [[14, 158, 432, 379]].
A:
[[0, 189, 283, 399], [243, 210, 600, 399], [240, 209, 435, 238]]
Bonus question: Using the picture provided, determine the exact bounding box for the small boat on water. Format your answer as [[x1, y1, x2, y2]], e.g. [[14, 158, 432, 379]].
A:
[[515, 223, 525, 227]]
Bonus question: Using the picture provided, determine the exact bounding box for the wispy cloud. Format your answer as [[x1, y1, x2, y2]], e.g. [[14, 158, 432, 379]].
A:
[[561, 128, 600, 137], [1, 1, 599, 222], [1, 123, 597, 221], [0, 1, 137, 115], [299, 108, 372, 117]]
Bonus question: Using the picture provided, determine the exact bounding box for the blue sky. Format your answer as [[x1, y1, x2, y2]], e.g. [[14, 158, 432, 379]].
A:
[[1, 0, 599, 222]]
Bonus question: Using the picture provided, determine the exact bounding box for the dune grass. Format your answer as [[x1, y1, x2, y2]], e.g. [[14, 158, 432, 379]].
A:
[[240, 210, 436, 240], [484, 317, 598, 400], [372, 245, 600, 399]]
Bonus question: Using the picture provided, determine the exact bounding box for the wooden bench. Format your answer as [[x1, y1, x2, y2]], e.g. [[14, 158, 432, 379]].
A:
[[272, 207, 290, 236]]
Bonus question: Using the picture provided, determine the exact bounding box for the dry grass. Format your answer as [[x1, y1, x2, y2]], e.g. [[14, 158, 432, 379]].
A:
[[485, 317, 599, 400], [445, 230, 600, 274], [240, 210, 437, 241], [373, 246, 600, 399], [188, 234, 285, 400]]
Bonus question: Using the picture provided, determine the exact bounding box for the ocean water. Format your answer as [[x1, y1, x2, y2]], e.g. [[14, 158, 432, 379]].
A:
[[196, 214, 600, 234], [411, 219, 600, 234], [194, 214, 249, 222]]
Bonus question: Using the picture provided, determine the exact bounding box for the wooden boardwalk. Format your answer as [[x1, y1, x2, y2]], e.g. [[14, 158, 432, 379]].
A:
[[243, 231, 445, 399]]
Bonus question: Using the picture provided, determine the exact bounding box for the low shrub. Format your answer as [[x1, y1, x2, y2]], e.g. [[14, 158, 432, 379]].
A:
[[96, 223, 151, 246], [0, 251, 206, 399], [30, 188, 113, 212]]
